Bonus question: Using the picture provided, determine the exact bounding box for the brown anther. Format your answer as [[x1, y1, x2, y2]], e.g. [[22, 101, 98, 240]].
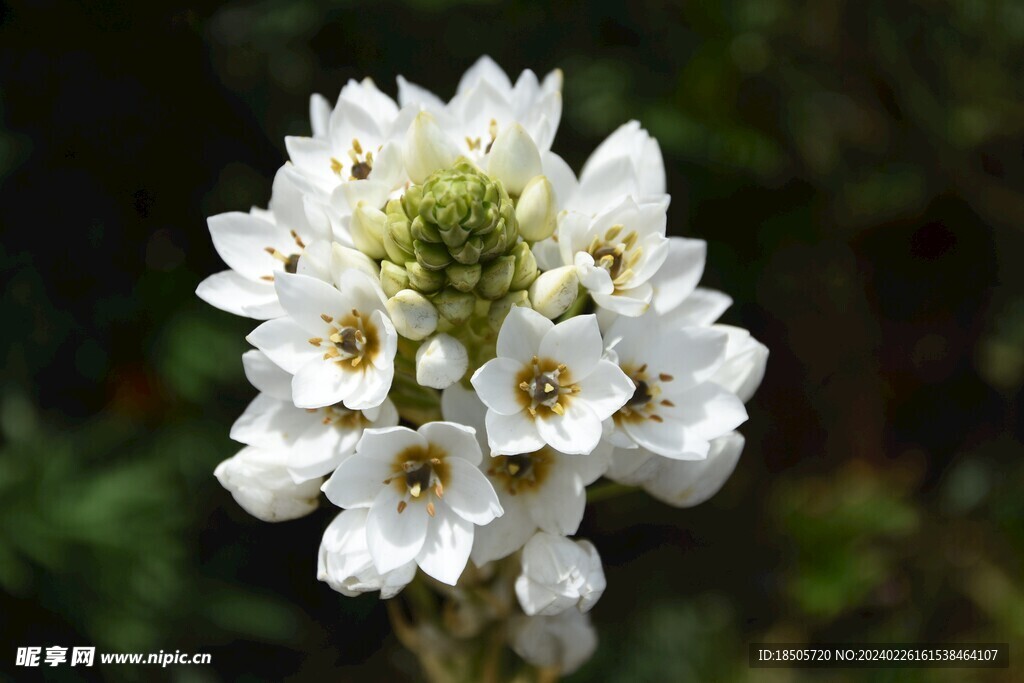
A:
[[429, 458, 441, 465], [290, 230, 305, 248], [322, 417, 332, 425], [434, 482, 444, 498], [661, 399, 675, 407], [260, 275, 275, 282], [426, 502, 436, 517], [557, 364, 567, 373], [397, 500, 407, 514], [659, 373, 674, 382], [350, 161, 371, 180], [321, 313, 334, 323], [519, 381, 531, 391], [351, 309, 360, 318], [638, 363, 648, 373], [649, 414, 664, 423], [531, 355, 539, 365], [352, 138, 363, 155], [308, 337, 323, 346]]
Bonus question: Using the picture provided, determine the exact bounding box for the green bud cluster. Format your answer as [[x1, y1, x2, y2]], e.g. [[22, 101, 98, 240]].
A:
[[380, 159, 539, 326]]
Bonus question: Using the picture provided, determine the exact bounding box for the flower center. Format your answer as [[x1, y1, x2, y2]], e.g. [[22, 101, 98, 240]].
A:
[[385, 444, 450, 517], [614, 364, 675, 425], [587, 224, 644, 288], [261, 230, 306, 281], [487, 449, 553, 495], [330, 138, 375, 181], [306, 309, 380, 370], [517, 356, 579, 418]]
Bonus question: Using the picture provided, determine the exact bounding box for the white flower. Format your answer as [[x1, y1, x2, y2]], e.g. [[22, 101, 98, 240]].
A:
[[230, 384, 399, 482], [322, 422, 503, 585], [197, 167, 327, 319], [318, 508, 416, 599], [607, 431, 746, 508], [561, 120, 667, 216], [603, 313, 747, 458], [508, 610, 597, 675], [471, 307, 634, 455], [214, 446, 322, 522], [559, 196, 671, 316], [286, 78, 408, 208], [440, 384, 609, 564], [514, 532, 605, 616], [247, 271, 397, 410], [398, 55, 562, 164], [644, 236, 733, 328], [712, 325, 769, 402]]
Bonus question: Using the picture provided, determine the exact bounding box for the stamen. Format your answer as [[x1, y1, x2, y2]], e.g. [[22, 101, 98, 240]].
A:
[[330, 157, 343, 175], [551, 402, 565, 416], [649, 414, 664, 423], [308, 337, 322, 346], [659, 373, 674, 382], [352, 138, 363, 155], [397, 500, 407, 514], [321, 314, 334, 323], [426, 502, 435, 517]]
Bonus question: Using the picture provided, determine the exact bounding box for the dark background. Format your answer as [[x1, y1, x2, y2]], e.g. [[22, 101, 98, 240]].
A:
[[1, 0, 1023, 681]]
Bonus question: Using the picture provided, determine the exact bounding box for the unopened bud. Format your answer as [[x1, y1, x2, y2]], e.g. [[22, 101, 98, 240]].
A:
[[515, 175, 557, 242], [432, 287, 477, 325], [488, 290, 530, 331], [386, 289, 439, 341], [379, 261, 410, 298], [405, 261, 445, 294], [528, 265, 579, 319], [351, 202, 388, 260], [510, 242, 539, 291], [446, 263, 482, 292], [476, 255, 516, 300], [405, 111, 459, 184], [487, 123, 542, 196], [415, 333, 469, 389]]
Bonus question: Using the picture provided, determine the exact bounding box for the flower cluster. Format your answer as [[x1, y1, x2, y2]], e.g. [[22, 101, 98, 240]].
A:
[[203, 57, 767, 675]]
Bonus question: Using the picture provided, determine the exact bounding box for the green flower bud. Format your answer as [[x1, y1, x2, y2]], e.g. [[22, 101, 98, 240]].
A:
[[446, 263, 482, 292], [476, 255, 516, 300], [383, 198, 414, 263], [351, 202, 389, 260], [515, 175, 557, 242], [488, 290, 531, 331], [431, 287, 477, 325], [410, 215, 443, 244], [509, 242, 539, 291], [450, 236, 483, 265], [414, 240, 453, 271], [406, 260, 445, 294], [386, 289, 438, 341], [379, 261, 410, 298]]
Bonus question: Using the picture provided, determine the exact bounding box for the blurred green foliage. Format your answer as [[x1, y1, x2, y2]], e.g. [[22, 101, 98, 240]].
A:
[[1, 0, 1023, 680]]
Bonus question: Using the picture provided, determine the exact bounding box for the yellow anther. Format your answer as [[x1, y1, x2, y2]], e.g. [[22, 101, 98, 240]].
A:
[[321, 314, 334, 323], [551, 402, 565, 416], [409, 482, 422, 498]]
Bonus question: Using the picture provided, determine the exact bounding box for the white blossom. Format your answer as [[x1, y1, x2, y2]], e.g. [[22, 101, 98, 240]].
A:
[[197, 167, 326, 319], [322, 423, 503, 585], [214, 446, 321, 522], [472, 307, 634, 455], [318, 508, 417, 598], [247, 271, 397, 410], [515, 532, 606, 616]]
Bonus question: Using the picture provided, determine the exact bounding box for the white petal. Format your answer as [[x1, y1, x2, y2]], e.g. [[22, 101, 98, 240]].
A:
[[621, 415, 708, 460], [196, 270, 282, 320], [470, 495, 534, 565], [486, 410, 545, 456], [415, 503, 473, 585], [528, 467, 587, 536], [575, 359, 634, 421], [541, 151, 578, 209], [711, 326, 769, 403], [457, 55, 512, 95], [246, 317, 320, 374], [672, 382, 748, 442], [274, 272, 348, 337], [418, 421, 483, 465], [539, 315, 602, 380], [358, 426, 427, 462], [309, 93, 331, 138], [242, 350, 293, 400], [207, 212, 285, 281], [649, 238, 706, 312], [471, 358, 525, 416], [536, 401, 602, 455], [642, 432, 745, 507], [367, 486, 429, 574], [322, 455, 391, 508], [230, 393, 310, 449], [442, 457, 503, 525], [660, 287, 732, 325], [416, 333, 468, 389], [287, 420, 359, 482], [397, 75, 445, 110], [496, 306, 552, 363], [291, 360, 359, 409], [441, 384, 489, 453]]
